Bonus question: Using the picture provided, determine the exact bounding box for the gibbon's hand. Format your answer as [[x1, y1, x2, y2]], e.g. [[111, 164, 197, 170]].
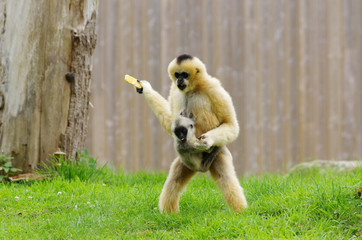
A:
[[136, 80, 143, 94], [137, 80, 152, 94], [194, 134, 214, 151], [136, 84, 143, 94]]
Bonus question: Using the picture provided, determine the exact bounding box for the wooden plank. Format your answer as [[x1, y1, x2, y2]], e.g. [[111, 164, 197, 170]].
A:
[[326, 0, 343, 159], [316, 0, 328, 160], [147, 0, 162, 170], [255, 0, 263, 174], [118, 0, 134, 171], [297, 0, 306, 164], [229, 0, 247, 174], [357, 0, 362, 158], [273, 0, 287, 172], [342, 0, 361, 159], [259, 0, 275, 172], [243, 0, 260, 173], [282, 0, 292, 171], [88, 1, 109, 166]]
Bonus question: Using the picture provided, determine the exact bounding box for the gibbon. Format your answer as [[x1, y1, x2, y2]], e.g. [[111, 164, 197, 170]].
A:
[[172, 111, 219, 172], [137, 54, 247, 213]]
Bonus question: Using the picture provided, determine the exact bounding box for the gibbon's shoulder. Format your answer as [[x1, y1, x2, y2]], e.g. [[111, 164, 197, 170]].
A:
[[194, 74, 218, 90], [208, 75, 222, 88], [202, 75, 229, 95], [205, 76, 234, 107]]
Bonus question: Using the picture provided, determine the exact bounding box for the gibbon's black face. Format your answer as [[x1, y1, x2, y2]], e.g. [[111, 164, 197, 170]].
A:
[[168, 54, 206, 93], [174, 126, 188, 142], [174, 71, 189, 91], [174, 123, 194, 142], [173, 112, 195, 142]]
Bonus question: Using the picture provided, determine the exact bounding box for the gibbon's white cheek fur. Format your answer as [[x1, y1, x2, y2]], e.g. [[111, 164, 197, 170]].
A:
[[137, 54, 247, 213]]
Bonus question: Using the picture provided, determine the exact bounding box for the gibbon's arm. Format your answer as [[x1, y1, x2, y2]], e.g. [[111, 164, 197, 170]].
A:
[[197, 87, 240, 149], [138, 80, 172, 135], [205, 106, 239, 146]]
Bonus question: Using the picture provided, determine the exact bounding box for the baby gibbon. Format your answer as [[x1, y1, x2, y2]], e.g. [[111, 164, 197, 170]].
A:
[[172, 111, 219, 172], [137, 54, 247, 213]]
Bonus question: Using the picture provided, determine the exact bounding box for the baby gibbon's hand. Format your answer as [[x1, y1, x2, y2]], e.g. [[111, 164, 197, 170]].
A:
[[194, 134, 214, 151]]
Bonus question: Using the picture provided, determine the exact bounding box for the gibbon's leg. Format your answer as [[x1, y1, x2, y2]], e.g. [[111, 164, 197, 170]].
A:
[[209, 147, 247, 212], [159, 157, 196, 213]]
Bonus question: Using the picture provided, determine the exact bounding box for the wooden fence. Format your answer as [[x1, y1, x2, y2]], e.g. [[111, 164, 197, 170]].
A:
[[86, 0, 362, 175]]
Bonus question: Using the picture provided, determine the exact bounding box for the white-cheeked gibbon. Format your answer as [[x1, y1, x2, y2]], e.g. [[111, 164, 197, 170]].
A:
[[136, 54, 247, 213]]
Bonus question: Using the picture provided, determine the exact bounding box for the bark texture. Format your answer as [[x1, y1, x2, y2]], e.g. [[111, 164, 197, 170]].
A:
[[0, 0, 98, 172]]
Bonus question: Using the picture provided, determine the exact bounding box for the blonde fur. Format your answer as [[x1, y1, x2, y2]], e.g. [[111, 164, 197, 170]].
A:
[[139, 55, 247, 213]]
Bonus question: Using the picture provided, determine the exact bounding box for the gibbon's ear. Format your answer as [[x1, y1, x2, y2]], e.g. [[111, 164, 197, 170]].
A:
[[196, 68, 200, 74]]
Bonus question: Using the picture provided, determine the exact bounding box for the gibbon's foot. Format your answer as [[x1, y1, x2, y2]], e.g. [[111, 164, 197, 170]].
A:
[[158, 198, 179, 214], [159, 204, 179, 214]]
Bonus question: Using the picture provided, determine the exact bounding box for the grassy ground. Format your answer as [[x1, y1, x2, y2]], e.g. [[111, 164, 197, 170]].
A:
[[0, 167, 361, 239]]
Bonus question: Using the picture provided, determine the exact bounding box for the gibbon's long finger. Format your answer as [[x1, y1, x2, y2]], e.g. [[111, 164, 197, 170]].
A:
[[198, 135, 206, 140], [136, 80, 143, 94], [195, 134, 214, 150]]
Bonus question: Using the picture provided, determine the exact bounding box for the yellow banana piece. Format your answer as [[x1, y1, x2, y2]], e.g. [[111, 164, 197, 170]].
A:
[[125, 74, 142, 89]]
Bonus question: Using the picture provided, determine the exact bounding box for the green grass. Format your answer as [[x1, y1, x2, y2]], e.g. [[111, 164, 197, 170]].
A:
[[0, 168, 361, 239], [37, 150, 108, 182]]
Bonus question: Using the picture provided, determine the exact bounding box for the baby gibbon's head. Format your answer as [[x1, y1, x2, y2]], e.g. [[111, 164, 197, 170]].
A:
[[168, 54, 207, 92], [172, 112, 196, 143]]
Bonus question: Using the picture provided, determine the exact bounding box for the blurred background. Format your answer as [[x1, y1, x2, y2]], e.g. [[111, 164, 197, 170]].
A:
[[86, 0, 361, 175]]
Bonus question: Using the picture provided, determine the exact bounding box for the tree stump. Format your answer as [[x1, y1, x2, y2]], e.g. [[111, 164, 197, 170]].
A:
[[0, 1, 98, 172]]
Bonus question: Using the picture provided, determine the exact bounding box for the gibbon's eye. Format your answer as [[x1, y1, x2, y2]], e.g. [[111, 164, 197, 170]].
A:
[[175, 72, 189, 79], [181, 72, 189, 79], [190, 124, 194, 129]]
